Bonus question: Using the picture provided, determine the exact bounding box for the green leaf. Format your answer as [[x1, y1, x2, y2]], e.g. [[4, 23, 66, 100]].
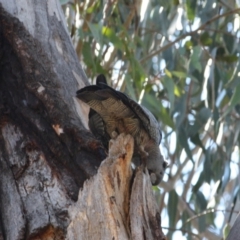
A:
[[227, 83, 240, 114], [221, 161, 231, 191], [168, 190, 178, 228], [128, 56, 146, 87], [178, 126, 193, 161], [162, 75, 175, 112], [190, 134, 204, 149], [159, 106, 175, 129], [174, 94, 187, 128], [125, 74, 137, 101], [165, 69, 172, 78], [200, 32, 213, 46], [185, 40, 193, 50], [196, 191, 207, 211], [102, 27, 124, 50], [189, 46, 202, 72], [86, 1, 100, 14], [78, 27, 92, 39], [193, 172, 205, 193], [172, 71, 187, 78], [198, 214, 206, 233], [203, 148, 213, 183], [186, 0, 196, 21], [189, 108, 212, 136], [217, 55, 238, 63], [82, 42, 94, 68], [182, 211, 192, 240], [223, 33, 236, 53], [212, 158, 224, 182], [223, 223, 231, 239], [142, 93, 175, 128], [87, 23, 102, 44]]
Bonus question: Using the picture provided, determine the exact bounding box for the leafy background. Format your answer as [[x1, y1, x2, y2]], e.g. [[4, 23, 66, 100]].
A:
[[60, 0, 240, 239]]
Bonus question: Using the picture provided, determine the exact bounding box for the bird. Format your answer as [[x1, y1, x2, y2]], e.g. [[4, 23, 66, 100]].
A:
[[76, 74, 167, 185]]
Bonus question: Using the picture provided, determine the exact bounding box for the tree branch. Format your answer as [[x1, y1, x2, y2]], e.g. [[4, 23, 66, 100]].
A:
[[140, 8, 240, 63]]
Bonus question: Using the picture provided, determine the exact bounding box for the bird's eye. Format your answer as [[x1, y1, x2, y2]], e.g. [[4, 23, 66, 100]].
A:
[[163, 161, 168, 169]]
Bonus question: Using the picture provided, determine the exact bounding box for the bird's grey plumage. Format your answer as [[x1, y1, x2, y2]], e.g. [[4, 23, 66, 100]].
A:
[[76, 74, 166, 185]]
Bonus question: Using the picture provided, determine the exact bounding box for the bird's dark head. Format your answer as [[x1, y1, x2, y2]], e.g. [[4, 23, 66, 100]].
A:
[[145, 144, 168, 185], [149, 160, 168, 185]]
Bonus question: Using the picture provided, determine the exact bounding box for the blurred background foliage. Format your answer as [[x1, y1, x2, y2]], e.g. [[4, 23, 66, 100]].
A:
[[60, 0, 240, 239]]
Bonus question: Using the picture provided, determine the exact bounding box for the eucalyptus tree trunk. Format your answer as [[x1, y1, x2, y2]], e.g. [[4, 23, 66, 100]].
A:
[[0, 0, 165, 239], [226, 213, 240, 240]]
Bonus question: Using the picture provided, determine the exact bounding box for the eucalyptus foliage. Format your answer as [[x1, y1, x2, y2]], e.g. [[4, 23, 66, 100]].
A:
[[61, 0, 240, 239]]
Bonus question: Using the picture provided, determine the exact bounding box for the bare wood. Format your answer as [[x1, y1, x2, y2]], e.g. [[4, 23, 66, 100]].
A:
[[67, 133, 133, 239], [130, 168, 165, 240], [67, 134, 165, 240]]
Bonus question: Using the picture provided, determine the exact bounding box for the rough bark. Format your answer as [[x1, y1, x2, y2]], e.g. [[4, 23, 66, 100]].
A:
[[67, 133, 165, 240], [0, 1, 105, 239], [226, 213, 240, 240], [0, 0, 165, 239]]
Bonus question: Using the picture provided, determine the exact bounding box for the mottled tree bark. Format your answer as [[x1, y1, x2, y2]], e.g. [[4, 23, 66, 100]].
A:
[[0, 1, 165, 239], [67, 133, 165, 240], [226, 213, 240, 240], [0, 1, 104, 239]]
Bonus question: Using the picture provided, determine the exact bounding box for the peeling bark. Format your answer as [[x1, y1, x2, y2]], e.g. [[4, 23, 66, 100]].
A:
[[0, 1, 105, 239], [67, 134, 165, 240], [0, 2, 105, 202]]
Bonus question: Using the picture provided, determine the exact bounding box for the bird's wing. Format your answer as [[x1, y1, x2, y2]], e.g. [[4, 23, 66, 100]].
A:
[[96, 82, 161, 144], [88, 109, 110, 149], [76, 75, 161, 144]]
